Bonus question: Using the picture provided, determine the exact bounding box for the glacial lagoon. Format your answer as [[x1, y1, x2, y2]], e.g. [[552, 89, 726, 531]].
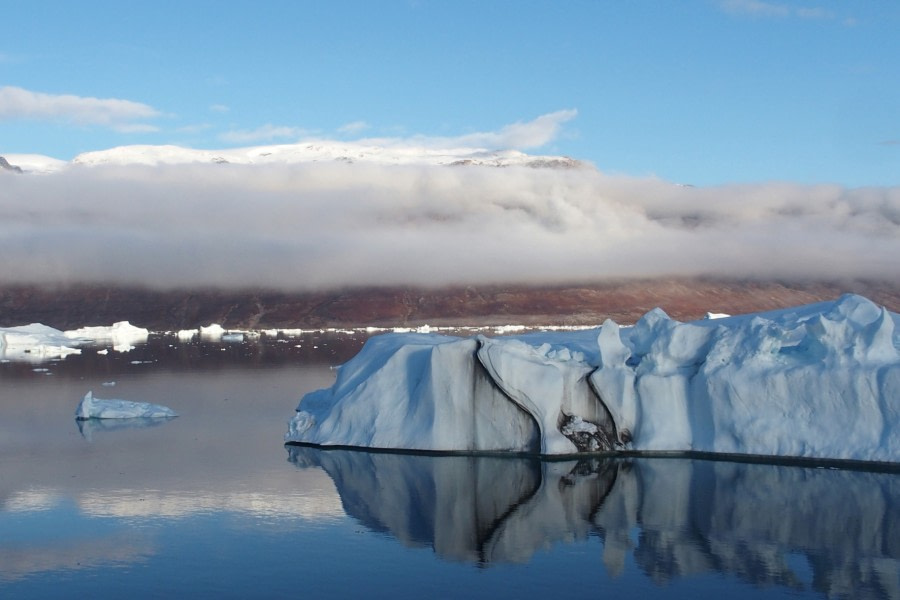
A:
[[2, 333, 899, 599]]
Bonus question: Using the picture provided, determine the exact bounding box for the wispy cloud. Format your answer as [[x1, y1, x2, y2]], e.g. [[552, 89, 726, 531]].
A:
[[219, 124, 309, 144], [337, 120, 369, 135], [0, 86, 160, 129], [209, 104, 229, 114], [217, 110, 576, 151], [359, 109, 578, 151], [429, 109, 577, 150], [718, 0, 836, 20], [1, 160, 897, 290]]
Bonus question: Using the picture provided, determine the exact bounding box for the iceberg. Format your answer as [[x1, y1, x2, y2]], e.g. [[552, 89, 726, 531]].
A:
[[64, 321, 149, 351], [0, 323, 83, 362], [286, 294, 900, 463], [75, 391, 178, 420]]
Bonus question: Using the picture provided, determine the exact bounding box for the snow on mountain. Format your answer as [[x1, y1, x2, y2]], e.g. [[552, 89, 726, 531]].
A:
[[286, 294, 900, 464], [1, 154, 66, 174], [4, 142, 584, 173], [69, 141, 585, 169]]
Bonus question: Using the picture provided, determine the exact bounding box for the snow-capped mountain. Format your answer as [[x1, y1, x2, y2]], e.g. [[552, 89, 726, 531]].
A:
[[0, 156, 23, 173], [4, 142, 584, 173], [69, 141, 585, 169]]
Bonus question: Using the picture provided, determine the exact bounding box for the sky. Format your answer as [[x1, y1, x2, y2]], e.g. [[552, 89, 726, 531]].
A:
[[1, 1, 899, 292], [2, 0, 898, 186]]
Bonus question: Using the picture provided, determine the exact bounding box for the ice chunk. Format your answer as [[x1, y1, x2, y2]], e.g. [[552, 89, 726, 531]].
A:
[[287, 334, 539, 452], [705, 312, 730, 319], [64, 321, 149, 348], [0, 323, 83, 362], [75, 391, 178, 420]]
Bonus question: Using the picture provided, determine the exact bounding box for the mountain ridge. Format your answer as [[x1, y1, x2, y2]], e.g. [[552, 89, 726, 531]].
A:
[[2, 279, 898, 331], [3, 141, 586, 173]]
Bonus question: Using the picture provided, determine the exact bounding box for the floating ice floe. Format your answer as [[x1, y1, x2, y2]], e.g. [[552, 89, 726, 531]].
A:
[[199, 324, 226, 340], [0, 323, 83, 362], [65, 321, 149, 351], [75, 391, 178, 420], [0, 321, 149, 362], [286, 294, 900, 464]]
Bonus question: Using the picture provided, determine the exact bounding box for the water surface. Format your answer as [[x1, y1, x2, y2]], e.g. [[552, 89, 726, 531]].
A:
[[2, 334, 898, 598]]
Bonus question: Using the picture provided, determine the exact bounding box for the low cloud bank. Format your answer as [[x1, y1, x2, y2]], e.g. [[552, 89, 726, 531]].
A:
[[1, 162, 897, 290]]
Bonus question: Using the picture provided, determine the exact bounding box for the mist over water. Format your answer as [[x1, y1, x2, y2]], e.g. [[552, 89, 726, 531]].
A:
[[1, 162, 898, 290]]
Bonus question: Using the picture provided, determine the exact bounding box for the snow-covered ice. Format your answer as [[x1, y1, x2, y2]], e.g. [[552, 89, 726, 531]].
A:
[[75, 391, 178, 420], [286, 294, 900, 463]]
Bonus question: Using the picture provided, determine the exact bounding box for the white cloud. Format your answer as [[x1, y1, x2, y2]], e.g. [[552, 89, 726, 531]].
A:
[[209, 104, 229, 113], [217, 110, 576, 153], [401, 109, 578, 151], [0, 86, 160, 128], [219, 124, 309, 144], [1, 161, 897, 290], [454, 109, 578, 149], [718, 0, 836, 20]]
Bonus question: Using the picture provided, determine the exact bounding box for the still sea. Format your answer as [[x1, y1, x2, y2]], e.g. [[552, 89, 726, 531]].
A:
[[2, 332, 899, 599]]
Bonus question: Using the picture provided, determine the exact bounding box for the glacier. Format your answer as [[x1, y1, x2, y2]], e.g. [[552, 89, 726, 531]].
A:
[[285, 294, 900, 463]]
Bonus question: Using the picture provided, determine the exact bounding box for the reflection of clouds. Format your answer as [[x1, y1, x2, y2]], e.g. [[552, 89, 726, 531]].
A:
[[2, 486, 344, 521], [0, 534, 155, 582], [76, 489, 344, 521], [291, 447, 900, 598], [2, 489, 66, 512]]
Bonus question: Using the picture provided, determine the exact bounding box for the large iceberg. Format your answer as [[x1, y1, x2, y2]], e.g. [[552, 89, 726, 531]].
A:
[[286, 294, 900, 463]]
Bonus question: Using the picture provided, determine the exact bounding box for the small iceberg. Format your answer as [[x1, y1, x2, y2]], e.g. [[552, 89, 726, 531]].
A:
[[75, 391, 178, 420]]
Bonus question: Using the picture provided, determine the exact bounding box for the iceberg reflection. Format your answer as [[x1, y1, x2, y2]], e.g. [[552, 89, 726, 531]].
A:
[[289, 448, 900, 598], [76, 416, 177, 441]]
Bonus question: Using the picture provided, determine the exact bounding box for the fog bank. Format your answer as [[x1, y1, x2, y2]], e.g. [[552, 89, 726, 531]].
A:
[[2, 162, 898, 290]]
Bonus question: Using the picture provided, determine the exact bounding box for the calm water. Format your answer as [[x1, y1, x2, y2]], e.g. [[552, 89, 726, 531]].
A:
[[2, 334, 899, 599]]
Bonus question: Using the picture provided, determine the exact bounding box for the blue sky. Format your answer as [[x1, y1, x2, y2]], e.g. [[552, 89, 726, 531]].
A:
[[1, 0, 898, 186]]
